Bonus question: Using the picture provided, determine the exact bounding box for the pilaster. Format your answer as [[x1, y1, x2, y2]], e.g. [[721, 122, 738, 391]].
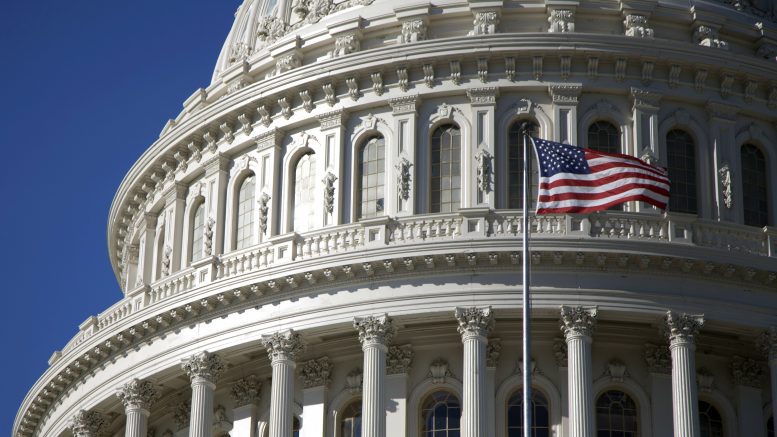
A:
[[548, 84, 582, 144], [645, 343, 673, 437], [163, 182, 188, 272], [139, 213, 158, 286], [388, 95, 420, 216], [230, 375, 261, 437], [664, 311, 704, 437], [560, 305, 597, 437], [354, 314, 395, 437], [386, 344, 413, 437], [318, 110, 345, 226], [300, 357, 332, 437], [731, 356, 765, 437], [203, 154, 231, 256], [255, 129, 283, 239], [705, 102, 738, 222], [467, 88, 498, 208]]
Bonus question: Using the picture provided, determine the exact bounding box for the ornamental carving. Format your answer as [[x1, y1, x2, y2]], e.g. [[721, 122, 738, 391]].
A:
[[69, 410, 105, 437], [228, 42, 252, 65], [455, 306, 495, 338], [487, 338, 502, 367], [470, 11, 499, 35], [694, 25, 729, 49], [517, 358, 537, 375], [396, 156, 413, 201], [663, 311, 704, 344], [400, 19, 427, 43], [301, 356, 333, 388], [605, 359, 628, 382], [173, 401, 190, 430], [261, 329, 305, 362], [387, 344, 414, 374], [332, 33, 360, 58], [549, 9, 575, 33], [429, 358, 452, 383], [345, 368, 363, 394], [204, 217, 215, 256], [644, 343, 671, 374], [214, 405, 231, 432], [730, 355, 764, 387], [718, 163, 733, 209], [230, 375, 261, 407], [466, 87, 499, 105], [322, 172, 337, 214], [275, 53, 301, 75], [475, 149, 493, 193], [161, 245, 172, 276], [182, 351, 225, 383], [720, 0, 777, 23], [697, 367, 714, 392], [548, 84, 582, 104], [256, 16, 287, 46], [624, 14, 654, 38], [553, 338, 568, 367], [354, 314, 395, 346], [389, 95, 419, 115], [560, 305, 598, 338], [758, 326, 777, 360], [116, 378, 160, 410], [257, 192, 270, 235], [757, 42, 777, 60]]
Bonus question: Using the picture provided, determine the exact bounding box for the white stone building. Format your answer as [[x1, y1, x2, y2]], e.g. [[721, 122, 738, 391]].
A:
[[13, 0, 777, 436]]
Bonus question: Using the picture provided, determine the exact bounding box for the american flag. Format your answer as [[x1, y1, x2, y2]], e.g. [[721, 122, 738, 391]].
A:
[[531, 137, 670, 214]]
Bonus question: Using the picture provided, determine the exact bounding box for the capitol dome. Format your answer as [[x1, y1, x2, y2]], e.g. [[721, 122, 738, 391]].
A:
[[14, 0, 777, 436]]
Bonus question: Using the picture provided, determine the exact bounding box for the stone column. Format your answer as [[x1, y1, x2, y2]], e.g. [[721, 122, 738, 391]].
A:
[[261, 329, 305, 437], [644, 343, 673, 437], [231, 375, 262, 437], [300, 357, 333, 437], [455, 307, 495, 437], [182, 351, 225, 437], [68, 410, 106, 437], [664, 311, 704, 437], [760, 327, 777, 435], [560, 305, 598, 437], [354, 314, 396, 437], [386, 344, 413, 437], [116, 378, 161, 437]]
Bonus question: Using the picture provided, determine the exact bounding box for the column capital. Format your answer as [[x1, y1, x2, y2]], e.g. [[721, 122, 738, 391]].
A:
[[354, 314, 395, 346], [387, 344, 414, 374], [116, 378, 160, 411], [560, 305, 598, 339], [69, 410, 105, 437], [454, 306, 495, 339], [758, 326, 777, 361], [181, 351, 225, 384], [663, 311, 704, 345], [261, 329, 305, 363], [230, 375, 261, 407], [300, 356, 333, 389]]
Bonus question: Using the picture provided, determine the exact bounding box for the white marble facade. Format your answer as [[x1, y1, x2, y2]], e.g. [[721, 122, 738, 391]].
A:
[[14, 0, 777, 436]]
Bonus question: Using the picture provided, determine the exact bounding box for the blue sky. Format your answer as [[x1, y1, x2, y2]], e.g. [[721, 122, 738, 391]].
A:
[[0, 1, 240, 433]]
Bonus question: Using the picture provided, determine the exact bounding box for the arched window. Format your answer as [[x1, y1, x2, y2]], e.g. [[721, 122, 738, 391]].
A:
[[421, 391, 461, 436], [358, 136, 385, 219], [293, 153, 316, 232], [191, 202, 205, 263], [666, 129, 698, 214], [341, 399, 362, 437], [741, 144, 769, 227], [431, 125, 461, 213], [508, 121, 539, 209], [506, 389, 550, 437], [587, 121, 621, 154], [767, 416, 774, 437], [596, 390, 638, 437], [235, 174, 255, 249], [699, 401, 723, 437]]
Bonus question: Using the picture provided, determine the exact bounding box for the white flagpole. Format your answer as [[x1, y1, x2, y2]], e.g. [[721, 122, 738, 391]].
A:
[[521, 124, 532, 437]]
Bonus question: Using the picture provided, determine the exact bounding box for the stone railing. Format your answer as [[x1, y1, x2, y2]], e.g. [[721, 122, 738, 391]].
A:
[[148, 269, 197, 304]]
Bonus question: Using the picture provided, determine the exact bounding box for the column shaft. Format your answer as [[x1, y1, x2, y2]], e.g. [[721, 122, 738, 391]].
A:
[[771, 359, 777, 432], [567, 334, 594, 437], [269, 357, 296, 437], [665, 312, 703, 437], [189, 377, 216, 437], [124, 408, 149, 437], [362, 342, 387, 437], [461, 334, 487, 437]]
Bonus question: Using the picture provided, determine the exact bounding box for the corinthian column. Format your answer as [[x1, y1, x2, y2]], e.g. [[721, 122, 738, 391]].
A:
[[454, 307, 494, 437], [182, 351, 225, 437], [116, 379, 161, 437], [354, 314, 396, 437], [664, 311, 704, 437], [261, 329, 305, 437], [760, 327, 777, 434], [560, 305, 597, 437], [68, 410, 105, 437]]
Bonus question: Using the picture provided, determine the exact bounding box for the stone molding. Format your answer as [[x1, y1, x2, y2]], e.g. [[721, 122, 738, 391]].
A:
[[182, 351, 225, 384], [116, 378, 160, 411]]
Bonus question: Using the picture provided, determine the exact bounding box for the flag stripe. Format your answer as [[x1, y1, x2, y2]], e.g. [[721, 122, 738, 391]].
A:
[[541, 171, 671, 189], [536, 194, 669, 214], [538, 182, 670, 201]]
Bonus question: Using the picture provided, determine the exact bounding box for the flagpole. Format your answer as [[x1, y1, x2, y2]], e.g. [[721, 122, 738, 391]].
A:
[[521, 123, 532, 437]]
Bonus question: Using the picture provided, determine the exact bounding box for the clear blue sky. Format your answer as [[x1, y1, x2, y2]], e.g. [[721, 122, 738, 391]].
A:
[[0, 1, 240, 433]]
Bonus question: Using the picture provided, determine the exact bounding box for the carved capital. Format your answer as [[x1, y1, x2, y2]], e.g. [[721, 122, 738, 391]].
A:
[[454, 307, 495, 339], [644, 343, 671, 374], [116, 379, 160, 411], [553, 338, 568, 367], [387, 344, 414, 374], [69, 410, 105, 437], [261, 329, 305, 363], [758, 327, 777, 361], [560, 305, 597, 339], [487, 338, 502, 368], [354, 314, 395, 346], [730, 356, 765, 387], [399, 18, 428, 43], [548, 9, 575, 33], [230, 375, 261, 407], [663, 311, 704, 345], [181, 351, 225, 384], [301, 356, 333, 388], [173, 401, 190, 430]]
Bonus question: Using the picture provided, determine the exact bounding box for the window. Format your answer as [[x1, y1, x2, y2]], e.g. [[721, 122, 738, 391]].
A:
[[341, 399, 362, 437], [508, 121, 539, 209], [431, 125, 462, 213], [191, 203, 205, 263], [741, 144, 769, 227], [421, 391, 461, 437], [358, 137, 385, 219], [699, 401, 723, 437], [587, 121, 621, 154], [767, 416, 774, 437], [235, 174, 255, 249], [596, 390, 638, 437], [507, 389, 550, 437], [666, 129, 698, 214], [293, 153, 316, 232]]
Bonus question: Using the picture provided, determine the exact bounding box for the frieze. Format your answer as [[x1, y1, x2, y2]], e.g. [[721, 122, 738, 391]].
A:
[[466, 87, 499, 105], [548, 84, 582, 104], [318, 110, 344, 130], [389, 95, 419, 115]]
